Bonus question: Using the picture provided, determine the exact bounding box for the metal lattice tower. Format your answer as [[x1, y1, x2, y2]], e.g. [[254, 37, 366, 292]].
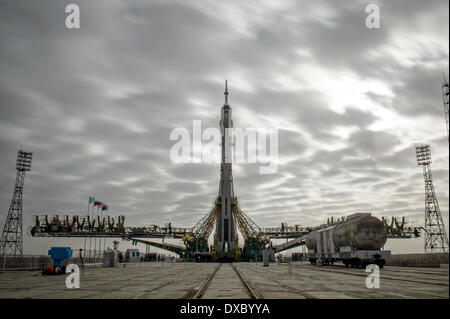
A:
[[0, 149, 32, 266], [415, 145, 448, 256], [442, 75, 449, 143]]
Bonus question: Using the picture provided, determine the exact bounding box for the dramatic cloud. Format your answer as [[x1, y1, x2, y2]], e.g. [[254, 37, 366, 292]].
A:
[[0, 0, 448, 254]]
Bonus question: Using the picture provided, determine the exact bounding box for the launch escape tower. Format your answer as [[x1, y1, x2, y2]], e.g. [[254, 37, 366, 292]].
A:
[[0, 149, 32, 269], [415, 145, 449, 256]]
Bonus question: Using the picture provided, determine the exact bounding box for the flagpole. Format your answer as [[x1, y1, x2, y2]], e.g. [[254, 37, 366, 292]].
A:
[[103, 207, 107, 251], [91, 200, 97, 267], [95, 205, 100, 264], [93, 205, 97, 266], [89, 201, 93, 268], [84, 196, 89, 269], [99, 206, 102, 260]]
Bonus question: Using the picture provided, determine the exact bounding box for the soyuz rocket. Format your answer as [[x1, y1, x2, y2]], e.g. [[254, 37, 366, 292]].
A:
[[215, 80, 238, 254]]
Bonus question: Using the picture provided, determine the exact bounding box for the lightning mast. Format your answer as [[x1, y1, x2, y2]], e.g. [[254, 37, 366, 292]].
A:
[[442, 74, 449, 143], [415, 145, 448, 256], [0, 149, 32, 270]]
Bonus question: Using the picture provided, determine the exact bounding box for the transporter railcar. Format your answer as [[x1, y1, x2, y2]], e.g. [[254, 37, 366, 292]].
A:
[[306, 213, 391, 268]]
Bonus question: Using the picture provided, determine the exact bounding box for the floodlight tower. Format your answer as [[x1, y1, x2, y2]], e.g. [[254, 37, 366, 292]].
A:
[[442, 75, 449, 143], [415, 145, 448, 256], [0, 149, 32, 268]]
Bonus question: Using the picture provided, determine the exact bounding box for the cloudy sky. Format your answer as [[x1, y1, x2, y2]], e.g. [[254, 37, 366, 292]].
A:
[[0, 0, 448, 255]]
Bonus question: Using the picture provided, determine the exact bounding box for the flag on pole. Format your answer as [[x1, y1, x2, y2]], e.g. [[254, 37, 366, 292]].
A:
[[99, 203, 105, 209], [94, 201, 101, 207], [89, 196, 96, 204], [102, 205, 108, 211]]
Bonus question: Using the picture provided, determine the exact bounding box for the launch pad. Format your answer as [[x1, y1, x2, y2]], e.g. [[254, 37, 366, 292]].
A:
[[0, 262, 447, 299], [27, 82, 422, 263]]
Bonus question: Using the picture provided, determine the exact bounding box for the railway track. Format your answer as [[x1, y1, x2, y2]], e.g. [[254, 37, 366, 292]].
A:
[[190, 263, 222, 299], [185, 263, 260, 299], [231, 263, 260, 299]]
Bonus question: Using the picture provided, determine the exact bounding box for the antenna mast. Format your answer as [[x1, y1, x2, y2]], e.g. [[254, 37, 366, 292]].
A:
[[442, 73, 449, 143]]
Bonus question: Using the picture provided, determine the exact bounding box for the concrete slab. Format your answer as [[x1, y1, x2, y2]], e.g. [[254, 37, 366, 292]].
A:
[[0, 262, 447, 299]]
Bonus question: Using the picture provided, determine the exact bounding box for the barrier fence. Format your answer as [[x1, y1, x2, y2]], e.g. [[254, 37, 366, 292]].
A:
[[386, 255, 449, 268], [0, 250, 107, 272], [0, 255, 50, 272]]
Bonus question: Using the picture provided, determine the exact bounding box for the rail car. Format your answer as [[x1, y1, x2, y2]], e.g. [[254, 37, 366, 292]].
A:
[[306, 213, 391, 268]]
